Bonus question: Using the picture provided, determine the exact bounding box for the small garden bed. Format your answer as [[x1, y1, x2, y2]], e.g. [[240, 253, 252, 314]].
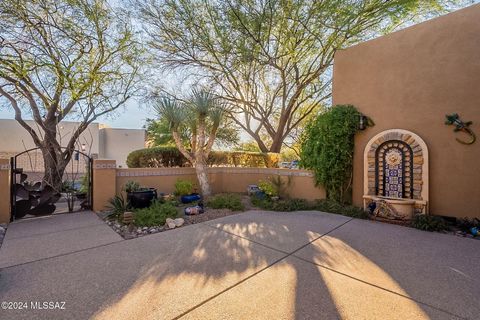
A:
[[101, 179, 479, 241], [102, 190, 246, 239]]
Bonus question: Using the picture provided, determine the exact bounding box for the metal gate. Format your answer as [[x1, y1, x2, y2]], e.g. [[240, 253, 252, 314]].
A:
[[10, 148, 93, 221]]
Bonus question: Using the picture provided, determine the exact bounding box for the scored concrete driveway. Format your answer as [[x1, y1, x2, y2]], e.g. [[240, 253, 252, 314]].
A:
[[0, 211, 478, 320]]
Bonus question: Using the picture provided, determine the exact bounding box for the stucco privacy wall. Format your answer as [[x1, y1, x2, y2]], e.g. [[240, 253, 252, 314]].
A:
[[332, 4, 480, 218], [0, 159, 10, 223], [91, 163, 326, 211]]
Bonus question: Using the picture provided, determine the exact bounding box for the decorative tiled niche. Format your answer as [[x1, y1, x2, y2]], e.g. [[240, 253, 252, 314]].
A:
[[364, 129, 429, 213]]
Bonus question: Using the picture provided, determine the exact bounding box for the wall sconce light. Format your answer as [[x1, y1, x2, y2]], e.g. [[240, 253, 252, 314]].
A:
[[358, 114, 367, 130], [81, 143, 86, 152]]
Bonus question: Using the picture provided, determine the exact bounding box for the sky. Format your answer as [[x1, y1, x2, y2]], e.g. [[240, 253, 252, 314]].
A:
[[0, 1, 478, 130]]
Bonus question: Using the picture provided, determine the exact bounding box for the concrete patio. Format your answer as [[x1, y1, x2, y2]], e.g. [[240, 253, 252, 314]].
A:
[[0, 210, 478, 319]]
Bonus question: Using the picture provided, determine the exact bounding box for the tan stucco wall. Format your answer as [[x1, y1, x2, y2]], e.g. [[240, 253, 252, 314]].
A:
[[99, 128, 145, 168], [92, 159, 117, 212], [332, 4, 480, 218], [0, 159, 10, 223], [112, 167, 325, 207]]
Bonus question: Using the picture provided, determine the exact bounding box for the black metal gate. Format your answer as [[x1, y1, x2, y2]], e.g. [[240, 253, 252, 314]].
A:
[[10, 148, 93, 221]]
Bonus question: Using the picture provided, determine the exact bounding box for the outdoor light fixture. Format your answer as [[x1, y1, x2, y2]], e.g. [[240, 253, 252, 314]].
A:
[[81, 143, 86, 152], [358, 114, 367, 130]]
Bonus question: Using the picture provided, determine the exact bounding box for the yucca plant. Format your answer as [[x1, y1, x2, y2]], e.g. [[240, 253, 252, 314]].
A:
[[153, 89, 226, 197], [107, 194, 131, 219]]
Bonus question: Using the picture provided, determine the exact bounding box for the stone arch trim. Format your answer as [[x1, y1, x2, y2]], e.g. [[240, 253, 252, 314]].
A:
[[363, 129, 429, 212]]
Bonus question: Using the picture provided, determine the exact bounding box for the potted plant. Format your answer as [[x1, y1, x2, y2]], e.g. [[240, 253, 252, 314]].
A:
[[175, 179, 201, 203], [124, 180, 158, 209], [258, 180, 278, 200]]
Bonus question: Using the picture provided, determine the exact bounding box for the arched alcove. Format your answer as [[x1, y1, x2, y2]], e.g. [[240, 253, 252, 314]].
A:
[[363, 129, 429, 215]]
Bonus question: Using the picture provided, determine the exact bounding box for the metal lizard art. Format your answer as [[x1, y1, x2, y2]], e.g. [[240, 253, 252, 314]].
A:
[[445, 113, 476, 145]]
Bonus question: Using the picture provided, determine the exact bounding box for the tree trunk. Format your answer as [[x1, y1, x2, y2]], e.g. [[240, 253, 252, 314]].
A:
[[195, 158, 211, 197], [41, 146, 67, 193]]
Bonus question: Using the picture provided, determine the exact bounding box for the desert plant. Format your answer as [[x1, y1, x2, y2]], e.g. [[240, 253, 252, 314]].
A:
[[411, 215, 447, 232], [251, 196, 368, 218], [174, 179, 194, 196], [78, 172, 90, 194], [251, 197, 313, 212], [206, 194, 244, 211], [258, 180, 278, 197], [269, 175, 292, 199], [153, 89, 225, 196], [124, 181, 141, 193], [456, 217, 480, 232], [313, 199, 369, 219], [107, 194, 131, 219], [134, 201, 178, 227]]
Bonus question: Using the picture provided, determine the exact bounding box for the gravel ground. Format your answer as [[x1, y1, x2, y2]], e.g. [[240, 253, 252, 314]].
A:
[[100, 204, 246, 239]]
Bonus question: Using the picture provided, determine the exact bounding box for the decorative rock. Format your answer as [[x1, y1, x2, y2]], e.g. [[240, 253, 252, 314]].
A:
[[149, 228, 157, 233], [174, 218, 185, 227]]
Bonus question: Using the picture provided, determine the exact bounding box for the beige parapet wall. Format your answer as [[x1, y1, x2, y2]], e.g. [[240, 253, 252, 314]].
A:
[[92, 162, 326, 212], [116, 167, 325, 200], [0, 159, 11, 224]]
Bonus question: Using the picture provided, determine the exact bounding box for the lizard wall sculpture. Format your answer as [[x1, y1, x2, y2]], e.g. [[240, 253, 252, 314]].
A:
[[445, 113, 476, 145]]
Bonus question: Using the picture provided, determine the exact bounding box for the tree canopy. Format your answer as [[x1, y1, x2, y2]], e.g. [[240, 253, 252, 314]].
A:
[[134, 0, 454, 152], [0, 0, 142, 189]]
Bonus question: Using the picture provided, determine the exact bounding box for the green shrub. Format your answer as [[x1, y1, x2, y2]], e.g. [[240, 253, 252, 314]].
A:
[[258, 180, 278, 197], [206, 193, 245, 211], [134, 201, 178, 227], [251, 197, 313, 212], [127, 147, 280, 168], [269, 175, 292, 199], [79, 171, 90, 194], [456, 217, 480, 232], [251, 196, 368, 218], [313, 199, 369, 219], [127, 146, 189, 168], [107, 194, 131, 219], [174, 179, 194, 196], [300, 105, 362, 203], [124, 180, 140, 193], [411, 215, 447, 232]]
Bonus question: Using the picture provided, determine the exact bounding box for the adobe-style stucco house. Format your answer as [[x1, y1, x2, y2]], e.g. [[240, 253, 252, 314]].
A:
[[333, 4, 480, 219], [0, 119, 146, 168]]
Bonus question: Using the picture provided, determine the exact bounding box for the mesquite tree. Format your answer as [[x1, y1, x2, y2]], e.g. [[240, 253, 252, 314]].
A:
[[0, 0, 141, 191], [134, 0, 455, 152], [154, 90, 225, 196]]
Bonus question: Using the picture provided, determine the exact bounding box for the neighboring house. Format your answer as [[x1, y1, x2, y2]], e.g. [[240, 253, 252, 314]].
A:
[[333, 4, 480, 219], [0, 119, 145, 168]]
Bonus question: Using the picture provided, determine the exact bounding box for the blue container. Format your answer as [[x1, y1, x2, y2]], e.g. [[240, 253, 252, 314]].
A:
[[254, 190, 266, 199], [180, 193, 201, 204]]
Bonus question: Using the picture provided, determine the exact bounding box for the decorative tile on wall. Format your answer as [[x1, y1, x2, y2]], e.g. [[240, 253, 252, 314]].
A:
[[115, 167, 314, 177]]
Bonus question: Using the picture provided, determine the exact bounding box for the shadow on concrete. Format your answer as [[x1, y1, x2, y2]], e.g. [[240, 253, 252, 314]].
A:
[[0, 211, 474, 319]]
